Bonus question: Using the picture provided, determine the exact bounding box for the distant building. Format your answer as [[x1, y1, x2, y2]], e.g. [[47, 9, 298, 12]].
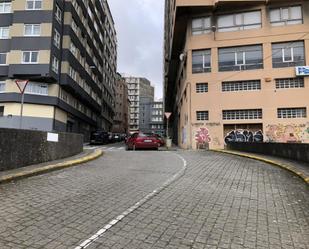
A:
[[124, 76, 154, 132], [140, 98, 164, 136], [164, 0, 309, 149], [112, 73, 129, 134], [0, 0, 117, 140], [149, 101, 164, 136]]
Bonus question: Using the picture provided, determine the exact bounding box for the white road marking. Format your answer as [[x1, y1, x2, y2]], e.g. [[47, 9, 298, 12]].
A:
[[74, 152, 187, 249]]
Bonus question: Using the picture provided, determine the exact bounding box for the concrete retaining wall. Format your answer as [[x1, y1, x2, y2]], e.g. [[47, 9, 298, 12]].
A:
[[0, 128, 83, 171], [226, 142, 309, 163]]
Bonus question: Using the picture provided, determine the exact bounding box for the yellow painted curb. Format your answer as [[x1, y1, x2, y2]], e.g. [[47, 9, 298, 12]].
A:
[[211, 149, 308, 185], [0, 149, 103, 184]]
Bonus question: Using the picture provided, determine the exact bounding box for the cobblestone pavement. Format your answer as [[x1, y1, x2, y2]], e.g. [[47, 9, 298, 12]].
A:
[[86, 151, 309, 249], [0, 148, 308, 249], [0, 145, 183, 249]]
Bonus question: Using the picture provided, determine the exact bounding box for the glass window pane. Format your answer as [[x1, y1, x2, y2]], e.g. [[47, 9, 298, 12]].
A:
[[31, 52, 38, 62], [290, 6, 301, 19], [192, 18, 202, 29], [246, 49, 262, 64], [33, 25, 40, 35], [204, 17, 211, 27], [35, 1, 42, 9], [281, 8, 289, 20], [0, 54, 6, 64], [27, 1, 34, 9], [244, 11, 261, 24], [235, 14, 242, 25], [23, 52, 30, 62], [283, 48, 292, 61], [25, 25, 32, 35], [218, 15, 233, 27], [270, 9, 280, 22], [236, 52, 244, 64]]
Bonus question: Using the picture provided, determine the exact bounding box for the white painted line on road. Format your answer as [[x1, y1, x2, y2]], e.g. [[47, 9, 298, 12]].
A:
[[74, 152, 187, 249]]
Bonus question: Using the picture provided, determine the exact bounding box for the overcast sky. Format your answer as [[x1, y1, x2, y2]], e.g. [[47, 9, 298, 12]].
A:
[[108, 0, 164, 99]]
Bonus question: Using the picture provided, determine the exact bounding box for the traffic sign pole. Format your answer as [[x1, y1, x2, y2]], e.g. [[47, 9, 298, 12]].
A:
[[20, 92, 25, 129], [164, 112, 172, 138], [15, 80, 29, 130]]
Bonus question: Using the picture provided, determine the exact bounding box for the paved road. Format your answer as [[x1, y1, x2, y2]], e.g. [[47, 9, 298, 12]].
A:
[[0, 144, 308, 249]]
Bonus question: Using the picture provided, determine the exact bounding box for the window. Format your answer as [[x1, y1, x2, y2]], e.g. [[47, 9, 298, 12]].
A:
[[71, 20, 78, 33], [25, 82, 48, 95], [53, 29, 60, 48], [217, 11, 261, 32], [0, 82, 5, 92], [24, 24, 41, 36], [0, 27, 9, 39], [222, 80, 261, 92], [70, 42, 77, 57], [192, 17, 211, 35], [278, 108, 306, 118], [52, 56, 59, 74], [55, 4, 62, 23], [272, 41, 305, 68], [22, 51, 38, 63], [192, 49, 211, 73], [270, 6, 303, 26], [196, 111, 209, 121], [223, 109, 262, 120], [0, 2, 11, 13], [26, 0, 42, 10], [276, 78, 304, 89], [69, 66, 77, 81], [0, 53, 7, 65], [196, 83, 208, 93], [218, 45, 263, 71], [0, 106, 3, 117]]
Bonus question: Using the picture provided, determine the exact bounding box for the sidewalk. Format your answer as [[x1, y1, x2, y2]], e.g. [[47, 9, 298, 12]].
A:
[[213, 149, 309, 184], [0, 148, 103, 184]]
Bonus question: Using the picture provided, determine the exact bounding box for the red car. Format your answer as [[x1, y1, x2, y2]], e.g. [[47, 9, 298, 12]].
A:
[[153, 134, 165, 147], [126, 132, 160, 150]]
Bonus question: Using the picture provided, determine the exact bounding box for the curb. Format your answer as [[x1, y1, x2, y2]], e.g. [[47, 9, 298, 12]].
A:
[[0, 149, 103, 184], [211, 149, 309, 185]]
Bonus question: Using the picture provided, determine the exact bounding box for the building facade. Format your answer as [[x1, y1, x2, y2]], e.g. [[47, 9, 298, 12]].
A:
[[149, 101, 164, 136], [139, 98, 164, 136], [0, 0, 116, 139], [112, 73, 129, 134], [164, 0, 309, 149], [124, 76, 154, 132]]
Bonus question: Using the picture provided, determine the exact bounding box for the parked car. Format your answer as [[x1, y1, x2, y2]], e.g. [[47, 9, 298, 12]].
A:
[[113, 133, 122, 142], [90, 130, 109, 145], [153, 134, 165, 147], [126, 132, 160, 150]]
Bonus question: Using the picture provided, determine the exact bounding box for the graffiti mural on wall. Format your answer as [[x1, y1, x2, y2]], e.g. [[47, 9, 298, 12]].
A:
[[195, 128, 211, 148], [265, 123, 309, 143], [224, 130, 263, 144]]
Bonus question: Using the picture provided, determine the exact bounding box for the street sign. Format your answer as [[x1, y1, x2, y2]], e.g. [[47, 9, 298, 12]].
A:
[[165, 112, 172, 119], [295, 66, 309, 76], [15, 80, 29, 93]]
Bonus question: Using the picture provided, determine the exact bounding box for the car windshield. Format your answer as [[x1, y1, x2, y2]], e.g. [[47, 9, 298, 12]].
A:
[[139, 133, 154, 137]]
